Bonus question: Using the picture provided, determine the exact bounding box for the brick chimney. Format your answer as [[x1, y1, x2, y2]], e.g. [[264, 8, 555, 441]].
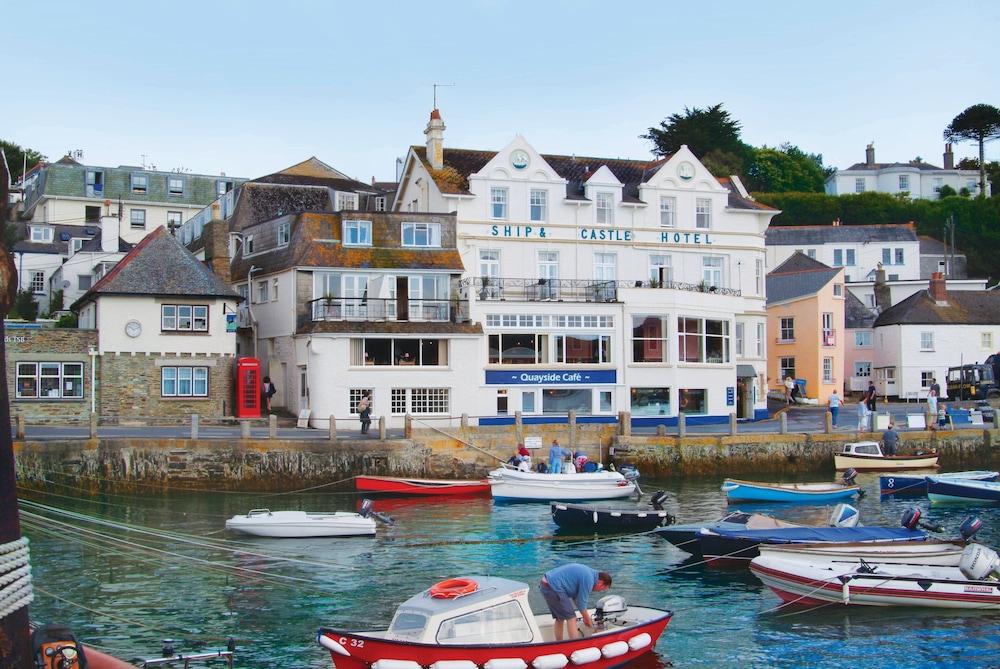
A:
[[874, 264, 891, 313], [943, 143, 954, 169], [424, 109, 445, 171], [928, 271, 947, 304], [865, 142, 875, 166], [201, 204, 231, 284]]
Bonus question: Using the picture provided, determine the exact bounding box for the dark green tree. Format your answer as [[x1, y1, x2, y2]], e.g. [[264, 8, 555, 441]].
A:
[[0, 140, 45, 182], [957, 158, 999, 198], [745, 143, 830, 193], [938, 184, 958, 199], [641, 103, 750, 164], [944, 104, 1000, 197]]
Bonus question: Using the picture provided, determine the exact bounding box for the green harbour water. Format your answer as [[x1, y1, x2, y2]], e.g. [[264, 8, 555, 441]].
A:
[[18, 471, 1000, 668]]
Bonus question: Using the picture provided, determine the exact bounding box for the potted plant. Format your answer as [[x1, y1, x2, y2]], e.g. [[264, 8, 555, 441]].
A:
[[479, 275, 494, 301], [697, 280, 709, 293]]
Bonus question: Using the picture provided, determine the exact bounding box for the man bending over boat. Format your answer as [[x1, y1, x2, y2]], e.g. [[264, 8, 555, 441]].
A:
[[540, 563, 612, 640]]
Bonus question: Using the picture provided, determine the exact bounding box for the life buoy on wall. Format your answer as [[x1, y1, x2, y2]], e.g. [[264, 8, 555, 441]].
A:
[[429, 578, 478, 599]]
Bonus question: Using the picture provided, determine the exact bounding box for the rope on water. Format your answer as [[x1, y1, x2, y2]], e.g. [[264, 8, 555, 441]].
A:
[[0, 537, 33, 619]]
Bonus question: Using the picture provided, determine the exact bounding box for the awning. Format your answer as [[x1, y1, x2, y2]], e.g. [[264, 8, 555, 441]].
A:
[[737, 364, 757, 378]]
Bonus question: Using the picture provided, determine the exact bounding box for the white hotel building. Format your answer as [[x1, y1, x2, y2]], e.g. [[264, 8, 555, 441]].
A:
[[392, 111, 779, 426]]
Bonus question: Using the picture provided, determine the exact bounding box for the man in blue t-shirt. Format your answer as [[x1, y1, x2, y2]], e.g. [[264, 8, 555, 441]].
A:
[[548, 439, 565, 474], [540, 563, 612, 640]]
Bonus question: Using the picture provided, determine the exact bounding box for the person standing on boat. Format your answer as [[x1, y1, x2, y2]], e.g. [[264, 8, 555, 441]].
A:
[[828, 389, 841, 427], [549, 439, 566, 474], [540, 563, 612, 641], [882, 422, 899, 456]]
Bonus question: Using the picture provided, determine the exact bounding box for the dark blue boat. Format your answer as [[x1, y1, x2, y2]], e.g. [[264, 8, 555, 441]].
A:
[[880, 470, 998, 497], [927, 477, 1000, 505]]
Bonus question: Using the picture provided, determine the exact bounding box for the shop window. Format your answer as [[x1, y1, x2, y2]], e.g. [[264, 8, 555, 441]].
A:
[[632, 315, 667, 363], [15, 362, 84, 399], [630, 387, 670, 417], [354, 338, 447, 366], [678, 389, 706, 414], [488, 333, 549, 365], [542, 388, 592, 414], [555, 334, 611, 364]]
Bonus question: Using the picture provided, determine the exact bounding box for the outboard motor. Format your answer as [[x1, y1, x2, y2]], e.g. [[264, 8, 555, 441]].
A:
[[649, 491, 669, 510], [829, 503, 860, 528], [960, 516, 984, 542], [901, 507, 943, 533], [593, 594, 627, 629], [359, 498, 374, 518], [620, 464, 640, 482], [841, 468, 859, 485], [959, 544, 1000, 581]]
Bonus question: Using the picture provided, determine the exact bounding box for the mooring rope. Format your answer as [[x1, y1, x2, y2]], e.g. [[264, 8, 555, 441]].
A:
[[0, 537, 33, 619]]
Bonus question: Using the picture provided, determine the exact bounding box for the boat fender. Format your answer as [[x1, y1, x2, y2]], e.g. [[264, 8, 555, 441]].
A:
[[601, 641, 629, 658], [627, 633, 651, 650], [484, 659, 527, 669], [959, 544, 1000, 580], [430, 661, 478, 669], [569, 647, 602, 665], [429, 578, 478, 599], [372, 661, 423, 669], [960, 516, 984, 542], [593, 511, 598, 524], [842, 581, 850, 604], [317, 635, 350, 657], [532, 653, 568, 669]]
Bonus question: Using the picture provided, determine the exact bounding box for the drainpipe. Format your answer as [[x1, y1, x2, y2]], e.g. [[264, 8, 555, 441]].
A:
[[247, 265, 259, 360]]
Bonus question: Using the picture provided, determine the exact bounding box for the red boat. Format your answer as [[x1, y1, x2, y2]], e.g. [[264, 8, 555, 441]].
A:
[[355, 475, 490, 497], [317, 576, 672, 669]]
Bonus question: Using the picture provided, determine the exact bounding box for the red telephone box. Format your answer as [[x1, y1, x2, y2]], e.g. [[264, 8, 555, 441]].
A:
[[235, 357, 262, 418]]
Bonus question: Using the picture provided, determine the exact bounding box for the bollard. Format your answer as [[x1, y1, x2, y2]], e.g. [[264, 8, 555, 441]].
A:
[[621, 411, 632, 437], [617, 411, 627, 436], [90, 413, 97, 439], [378, 415, 387, 440], [328, 415, 337, 441], [406, 414, 414, 438], [729, 412, 737, 436], [656, 424, 666, 436], [241, 420, 251, 440], [825, 411, 833, 434], [568, 410, 577, 450], [190, 414, 199, 440], [460, 413, 468, 430], [780, 412, 788, 434], [926, 411, 935, 431], [269, 414, 278, 439], [678, 412, 687, 438], [16, 413, 25, 440], [515, 411, 523, 443]]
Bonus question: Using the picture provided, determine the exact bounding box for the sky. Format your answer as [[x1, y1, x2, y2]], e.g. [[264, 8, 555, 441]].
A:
[[4, 1, 999, 184]]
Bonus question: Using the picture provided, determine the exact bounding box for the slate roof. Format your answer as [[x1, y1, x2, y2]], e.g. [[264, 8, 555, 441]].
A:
[[873, 289, 1000, 327], [410, 146, 777, 211], [918, 235, 965, 256], [766, 252, 841, 305], [253, 157, 374, 193], [766, 223, 918, 246], [842, 161, 943, 172], [75, 226, 238, 308], [845, 291, 877, 329], [77, 234, 134, 253], [11, 223, 100, 254]]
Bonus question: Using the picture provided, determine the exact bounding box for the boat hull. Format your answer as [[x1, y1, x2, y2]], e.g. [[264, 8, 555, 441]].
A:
[[756, 540, 966, 566], [697, 527, 927, 567], [318, 609, 672, 669], [225, 511, 376, 538], [550, 502, 673, 532], [355, 476, 490, 497], [721, 479, 859, 504], [489, 469, 636, 502], [751, 557, 1000, 609], [927, 477, 1000, 505], [881, 470, 998, 497], [834, 453, 939, 471]]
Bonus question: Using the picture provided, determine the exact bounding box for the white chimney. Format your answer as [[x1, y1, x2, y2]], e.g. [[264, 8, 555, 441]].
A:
[[100, 214, 119, 253], [424, 109, 446, 170]]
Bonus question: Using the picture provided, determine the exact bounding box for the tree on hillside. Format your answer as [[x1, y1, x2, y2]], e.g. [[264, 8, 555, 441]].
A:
[[944, 104, 1000, 197], [641, 104, 750, 168], [0, 140, 46, 183], [958, 157, 1000, 198], [744, 143, 831, 193]]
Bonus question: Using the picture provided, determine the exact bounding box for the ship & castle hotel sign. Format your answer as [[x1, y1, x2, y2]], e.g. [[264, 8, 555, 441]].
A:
[[489, 225, 714, 246]]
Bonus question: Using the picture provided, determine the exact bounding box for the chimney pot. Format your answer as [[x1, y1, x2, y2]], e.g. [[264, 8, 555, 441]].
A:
[[424, 109, 446, 171], [929, 271, 947, 302], [943, 143, 954, 170], [865, 142, 875, 166]]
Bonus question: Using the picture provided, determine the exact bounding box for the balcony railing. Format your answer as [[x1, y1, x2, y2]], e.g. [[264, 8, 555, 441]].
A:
[[822, 329, 837, 346], [307, 297, 469, 323], [461, 277, 741, 302]]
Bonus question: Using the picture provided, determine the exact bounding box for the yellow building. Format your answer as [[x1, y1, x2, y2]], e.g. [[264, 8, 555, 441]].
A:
[[766, 253, 846, 404]]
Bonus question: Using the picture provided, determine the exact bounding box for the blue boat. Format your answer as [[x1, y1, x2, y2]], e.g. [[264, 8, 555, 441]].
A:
[[881, 470, 999, 497], [927, 477, 1000, 505], [721, 478, 860, 504]]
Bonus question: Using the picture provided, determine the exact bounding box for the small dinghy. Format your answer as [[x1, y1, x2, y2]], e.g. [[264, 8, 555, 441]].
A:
[[751, 541, 1000, 609], [317, 576, 672, 669], [721, 469, 860, 504], [880, 470, 998, 497], [834, 441, 938, 471], [551, 491, 675, 533], [355, 475, 490, 497], [489, 465, 638, 502], [225, 500, 389, 538], [927, 476, 1000, 505]]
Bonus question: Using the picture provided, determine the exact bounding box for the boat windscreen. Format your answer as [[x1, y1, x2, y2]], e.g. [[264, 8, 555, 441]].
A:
[[388, 610, 429, 641]]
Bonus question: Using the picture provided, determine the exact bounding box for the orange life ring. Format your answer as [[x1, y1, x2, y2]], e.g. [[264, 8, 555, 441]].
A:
[[429, 578, 478, 599]]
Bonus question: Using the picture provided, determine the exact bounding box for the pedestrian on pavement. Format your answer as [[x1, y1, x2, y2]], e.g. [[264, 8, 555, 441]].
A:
[[262, 375, 276, 413], [784, 377, 794, 405], [865, 381, 877, 413], [928, 378, 940, 417], [882, 422, 899, 456], [358, 394, 372, 435], [539, 563, 612, 641], [828, 389, 841, 427], [857, 399, 870, 432], [549, 439, 565, 474]]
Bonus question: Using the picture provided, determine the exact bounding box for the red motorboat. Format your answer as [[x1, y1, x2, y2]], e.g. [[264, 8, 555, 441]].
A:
[[317, 576, 672, 669], [355, 475, 490, 497]]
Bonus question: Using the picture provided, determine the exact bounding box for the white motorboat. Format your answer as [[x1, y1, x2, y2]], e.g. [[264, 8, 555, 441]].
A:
[[751, 543, 1000, 609], [756, 540, 967, 567], [488, 466, 637, 502], [225, 509, 376, 538], [834, 441, 939, 471]]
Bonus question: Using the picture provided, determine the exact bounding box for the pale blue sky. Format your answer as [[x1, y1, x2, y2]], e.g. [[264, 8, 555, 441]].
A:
[[5, 1, 998, 183]]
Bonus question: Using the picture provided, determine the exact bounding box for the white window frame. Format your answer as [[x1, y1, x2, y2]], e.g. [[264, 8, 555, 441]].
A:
[[695, 198, 712, 229], [335, 192, 359, 211], [780, 317, 794, 342], [755, 322, 765, 357], [167, 211, 184, 229], [277, 221, 290, 247], [854, 362, 872, 377], [131, 172, 148, 194], [755, 259, 763, 295], [595, 192, 614, 225], [920, 331, 934, 351], [702, 255, 723, 287], [899, 174, 909, 191], [15, 361, 84, 399], [161, 304, 209, 332], [894, 248, 905, 265], [402, 222, 441, 247], [855, 178, 865, 193], [30, 226, 54, 243], [256, 279, 269, 304], [823, 356, 833, 383], [855, 330, 873, 347], [490, 187, 508, 220], [593, 252, 616, 282], [649, 254, 672, 284], [344, 220, 372, 246], [374, 196, 387, 212], [29, 271, 46, 294], [659, 196, 676, 228], [161, 366, 209, 397], [130, 209, 146, 229], [167, 176, 185, 196], [982, 332, 994, 349], [529, 189, 547, 222], [735, 322, 745, 357]]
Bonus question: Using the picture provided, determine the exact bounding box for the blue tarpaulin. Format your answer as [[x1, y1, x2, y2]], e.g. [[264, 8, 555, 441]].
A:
[[707, 526, 926, 544]]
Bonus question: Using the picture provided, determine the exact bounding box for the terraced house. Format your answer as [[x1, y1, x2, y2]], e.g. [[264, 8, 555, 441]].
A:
[[14, 154, 244, 311], [393, 110, 780, 425]]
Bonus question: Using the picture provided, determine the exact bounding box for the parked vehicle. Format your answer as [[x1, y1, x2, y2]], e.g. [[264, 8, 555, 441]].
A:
[[946, 356, 1000, 401]]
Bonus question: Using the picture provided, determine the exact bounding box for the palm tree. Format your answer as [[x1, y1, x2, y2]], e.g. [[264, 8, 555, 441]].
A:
[[944, 104, 1000, 197]]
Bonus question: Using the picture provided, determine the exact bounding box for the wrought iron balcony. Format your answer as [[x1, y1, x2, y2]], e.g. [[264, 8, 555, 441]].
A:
[[460, 277, 741, 302], [307, 297, 469, 323], [822, 329, 837, 347]]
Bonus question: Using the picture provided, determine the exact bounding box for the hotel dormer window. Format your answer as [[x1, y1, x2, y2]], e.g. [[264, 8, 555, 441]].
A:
[[402, 222, 441, 247], [659, 196, 676, 227], [167, 176, 185, 196], [335, 192, 359, 211], [596, 192, 614, 225], [30, 226, 54, 243], [131, 173, 148, 194], [344, 220, 372, 246], [490, 187, 508, 220], [529, 189, 547, 222]]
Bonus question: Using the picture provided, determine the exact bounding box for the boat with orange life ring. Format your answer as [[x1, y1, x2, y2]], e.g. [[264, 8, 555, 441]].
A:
[[429, 578, 478, 599]]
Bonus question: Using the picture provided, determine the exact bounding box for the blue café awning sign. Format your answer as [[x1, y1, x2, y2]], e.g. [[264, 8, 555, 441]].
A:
[[485, 369, 617, 385]]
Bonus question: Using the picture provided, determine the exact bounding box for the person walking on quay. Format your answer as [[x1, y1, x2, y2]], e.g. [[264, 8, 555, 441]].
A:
[[358, 394, 372, 435], [262, 375, 276, 413], [928, 378, 940, 417], [865, 380, 877, 414], [549, 439, 565, 474], [882, 422, 899, 456], [857, 399, 870, 432], [828, 389, 841, 427], [539, 563, 612, 641], [783, 377, 794, 405]]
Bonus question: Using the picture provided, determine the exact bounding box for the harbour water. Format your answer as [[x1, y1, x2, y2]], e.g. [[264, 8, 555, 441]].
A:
[[19, 471, 1000, 668]]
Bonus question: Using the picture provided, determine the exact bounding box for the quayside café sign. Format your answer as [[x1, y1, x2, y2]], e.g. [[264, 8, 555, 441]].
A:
[[490, 225, 713, 246], [485, 370, 617, 385]]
